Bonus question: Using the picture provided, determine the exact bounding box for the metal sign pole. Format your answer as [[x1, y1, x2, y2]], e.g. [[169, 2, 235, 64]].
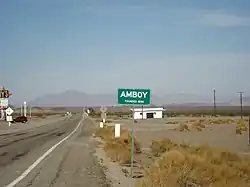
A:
[[0, 109, 3, 120], [141, 105, 143, 120], [130, 105, 135, 177]]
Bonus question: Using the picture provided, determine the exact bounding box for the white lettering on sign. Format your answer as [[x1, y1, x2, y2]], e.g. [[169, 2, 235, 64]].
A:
[[120, 91, 148, 98]]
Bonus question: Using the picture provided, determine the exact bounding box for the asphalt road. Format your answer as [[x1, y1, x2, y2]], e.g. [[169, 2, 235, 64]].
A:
[[0, 114, 109, 187]]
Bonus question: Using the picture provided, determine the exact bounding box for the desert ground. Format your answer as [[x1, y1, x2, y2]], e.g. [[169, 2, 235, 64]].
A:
[[113, 116, 250, 153], [93, 113, 250, 186]]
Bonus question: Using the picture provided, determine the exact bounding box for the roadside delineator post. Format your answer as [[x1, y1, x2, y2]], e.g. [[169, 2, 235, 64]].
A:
[[6, 115, 12, 127], [100, 122, 104, 128], [115, 124, 120, 138]]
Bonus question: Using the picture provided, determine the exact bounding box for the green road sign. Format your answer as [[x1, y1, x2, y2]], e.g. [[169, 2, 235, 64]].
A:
[[117, 88, 151, 105]]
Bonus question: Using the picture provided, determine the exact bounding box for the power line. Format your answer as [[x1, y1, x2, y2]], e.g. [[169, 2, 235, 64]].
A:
[[238, 92, 244, 119]]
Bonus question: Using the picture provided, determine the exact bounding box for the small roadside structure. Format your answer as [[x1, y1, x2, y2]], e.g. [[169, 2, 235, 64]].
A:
[[131, 107, 165, 119]]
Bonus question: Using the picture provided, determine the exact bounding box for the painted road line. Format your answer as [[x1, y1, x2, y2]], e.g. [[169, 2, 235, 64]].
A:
[[6, 116, 85, 187]]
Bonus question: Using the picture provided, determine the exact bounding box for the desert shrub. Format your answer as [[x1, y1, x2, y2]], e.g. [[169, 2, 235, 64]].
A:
[[190, 120, 206, 131], [192, 120, 206, 128], [166, 121, 178, 124], [138, 140, 250, 187], [174, 123, 190, 132], [206, 119, 234, 125], [95, 126, 141, 164], [236, 119, 248, 134], [151, 139, 178, 157]]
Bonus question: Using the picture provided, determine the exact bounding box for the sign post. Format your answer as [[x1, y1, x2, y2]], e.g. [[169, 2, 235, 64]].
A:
[[0, 87, 12, 120], [100, 106, 107, 123], [5, 107, 14, 127], [117, 88, 151, 177]]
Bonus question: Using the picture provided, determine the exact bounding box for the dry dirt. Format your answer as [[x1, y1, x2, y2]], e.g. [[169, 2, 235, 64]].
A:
[[94, 116, 250, 186], [112, 116, 250, 153]]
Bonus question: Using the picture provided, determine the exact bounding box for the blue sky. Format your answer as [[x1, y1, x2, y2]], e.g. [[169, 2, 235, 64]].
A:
[[1, 0, 250, 103]]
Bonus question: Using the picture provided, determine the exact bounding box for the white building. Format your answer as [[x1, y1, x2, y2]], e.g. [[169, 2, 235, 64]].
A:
[[131, 107, 165, 119]]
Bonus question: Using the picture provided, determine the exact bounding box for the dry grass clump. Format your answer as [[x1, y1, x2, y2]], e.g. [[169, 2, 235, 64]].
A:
[[236, 119, 248, 134], [139, 140, 250, 187], [95, 126, 141, 164], [207, 118, 234, 125], [150, 139, 190, 157], [237, 119, 247, 125], [166, 121, 179, 124], [191, 120, 206, 131], [172, 120, 207, 132], [174, 123, 190, 132], [151, 139, 179, 157]]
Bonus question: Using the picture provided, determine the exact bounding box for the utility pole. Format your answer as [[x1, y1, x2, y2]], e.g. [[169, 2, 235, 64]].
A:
[[20, 104, 23, 116], [213, 89, 216, 117], [23, 101, 27, 117], [29, 106, 32, 119], [248, 116, 250, 146], [238, 92, 244, 119]]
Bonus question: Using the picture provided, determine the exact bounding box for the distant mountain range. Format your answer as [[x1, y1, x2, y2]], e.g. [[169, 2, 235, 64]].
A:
[[16, 90, 250, 107]]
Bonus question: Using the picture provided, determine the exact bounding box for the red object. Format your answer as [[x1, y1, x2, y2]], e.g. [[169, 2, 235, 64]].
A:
[[13, 116, 28, 123]]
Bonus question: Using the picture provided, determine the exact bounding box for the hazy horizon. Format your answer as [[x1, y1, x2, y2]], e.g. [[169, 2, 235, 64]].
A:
[[1, 1, 250, 103], [8, 89, 248, 107]]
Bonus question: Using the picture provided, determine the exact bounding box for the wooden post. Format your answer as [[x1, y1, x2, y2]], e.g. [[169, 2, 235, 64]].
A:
[[248, 116, 250, 146]]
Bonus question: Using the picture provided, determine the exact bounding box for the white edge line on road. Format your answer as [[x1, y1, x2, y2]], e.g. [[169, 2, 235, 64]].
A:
[[6, 116, 85, 187]]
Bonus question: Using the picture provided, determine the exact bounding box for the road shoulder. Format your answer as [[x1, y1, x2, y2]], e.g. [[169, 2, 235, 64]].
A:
[[14, 117, 110, 187]]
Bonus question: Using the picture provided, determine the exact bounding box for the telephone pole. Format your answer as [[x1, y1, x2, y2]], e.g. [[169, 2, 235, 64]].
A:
[[213, 89, 216, 117], [238, 92, 244, 119]]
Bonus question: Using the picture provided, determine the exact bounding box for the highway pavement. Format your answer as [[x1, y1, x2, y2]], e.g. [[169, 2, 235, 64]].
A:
[[0, 114, 109, 187]]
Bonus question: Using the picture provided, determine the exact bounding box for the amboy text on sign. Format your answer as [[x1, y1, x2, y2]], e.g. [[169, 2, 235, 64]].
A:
[[120, 90, 148, 99], [117, 88, 151, 105]]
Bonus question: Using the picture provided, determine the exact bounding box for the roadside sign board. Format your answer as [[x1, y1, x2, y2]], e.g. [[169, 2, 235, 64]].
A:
[[5, 107, 14, 115], [6, 115, 13, 122], [0, 98, 8, 108], [117, 88, 151, 177], [117, 88, 151, 105]]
